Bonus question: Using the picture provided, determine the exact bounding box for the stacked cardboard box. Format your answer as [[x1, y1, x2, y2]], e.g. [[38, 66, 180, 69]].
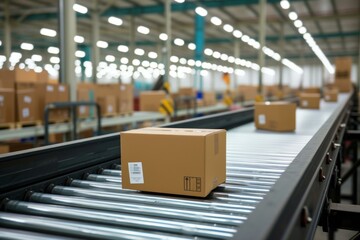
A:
[[77, 83, 96, 118], [96, 84, 118, 116], [238, 85, 258, 101], [299, 93, 321, 109], [323, 88, 338, 102], [303, 87, 321, 94], [0, 76, 15, 125], [118, 84, 133, 114], [334, 57, 352, 92], [139, 91, 166, 112], [202, 92, 216, 106], [178, 87, 196, 97]]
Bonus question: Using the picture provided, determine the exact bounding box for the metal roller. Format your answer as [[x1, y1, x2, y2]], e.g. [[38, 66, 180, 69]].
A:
[[0, 227, 74, 240], [4, 200, 236, 239], [0, 212, 194, 240], [28, 193, 246, 225]]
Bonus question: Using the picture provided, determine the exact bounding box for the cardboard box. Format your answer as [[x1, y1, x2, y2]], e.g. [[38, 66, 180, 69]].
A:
[[36, 71, 49, 83], [77, 89, 90, 118], [303, 87, 321, 94], [139, 91, 166, 111], [203, 92, 216, 106], [0, 68, 37, 84], [238, 85, 258, 101], [179, 87, 196, 97], [255, 101, 296, 132], [16, 89, 38, 122], [334, 80, 352, 92], [0, 145, 10, 154], [299, 93, 321, 109], [335, 57, 352, 80], [323, 89, 338, 102], [0, 88, 15, 123], [97, 95, 117, 116], [77, 83, 97, 117], [121, 127, 226, 197], [118, 84, 133, 114]]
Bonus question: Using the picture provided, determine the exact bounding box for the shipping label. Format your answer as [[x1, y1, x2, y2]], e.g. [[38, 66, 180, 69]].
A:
[[128, 162, 144, 184]]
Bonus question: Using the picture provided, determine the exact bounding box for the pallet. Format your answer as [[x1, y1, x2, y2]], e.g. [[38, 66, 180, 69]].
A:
[[103, 113, 118, 118], [16, 120, 42, 129], [48, 119, 69, 124], [0, 122, 16, 130]]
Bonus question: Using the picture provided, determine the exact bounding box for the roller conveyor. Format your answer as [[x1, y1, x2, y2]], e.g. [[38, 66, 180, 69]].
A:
[[0, 93, 352, 239]]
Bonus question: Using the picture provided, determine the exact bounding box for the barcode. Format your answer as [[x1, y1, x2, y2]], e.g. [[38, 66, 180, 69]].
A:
[[128, 162, 144, 184]]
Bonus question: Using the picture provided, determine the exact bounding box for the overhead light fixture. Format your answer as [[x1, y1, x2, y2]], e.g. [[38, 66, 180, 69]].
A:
[[132, 59, 140, 66], [298, 26, 307, 34], [210, 16, 222, 26], [174, 0, 185, 3], [174, 38, 185, 46], [47, 46, 59, 54], [31, 54, 42, 62], [105, 55, 115, 62], [288, 12, 298, 20], [97, 40, 108, 48], [120, 57, 129, 64], [204, 48, 213, 56], [170, 56, 179, 63], [241, 35, 250, 43], [137, 26, 150, 35], [134, 48, 145, 56], [75, 50, 85, 58], [223, 24, 234, 33], [188, 43, 196, 50], [220, 53, 228, 61], [20, 43, 34, 51], [0, 40, 2, 46], [10, 52, 22, 59], [195, 7, 207, 17], [294, 19, 303, 28], [108, 16, 123, 26], [233, 30, 243, 38], [159, 33, 168, 41], [73, 3, 88, 14], [280, 0, 290, 9], [148, 52, 158, 59], [40, 28, 57, 37], [74, 35, 85, 43], [212, 51, 221, 59], [118, 45, 129, 52], [282, 58, 303, 74]]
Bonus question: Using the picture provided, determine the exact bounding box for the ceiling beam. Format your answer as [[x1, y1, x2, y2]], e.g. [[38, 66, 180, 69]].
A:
[[330, 0, 345, 51]]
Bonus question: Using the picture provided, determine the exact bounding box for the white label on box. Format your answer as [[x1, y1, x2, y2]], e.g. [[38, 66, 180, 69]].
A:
[[24, 96, 32, 103], [0, 95, 4, 103], [47, 85, 54, 92], [325, 95, 330, 100], [121, 85, 126, 91], [22, 108, 30, 118], [79, 106, 86, 114], [59, 86, 65, 92], [128, 162, 144, 184], [302, 100, 308, 107], [258, 114, 266, 125], [108, 105, 113, 113]]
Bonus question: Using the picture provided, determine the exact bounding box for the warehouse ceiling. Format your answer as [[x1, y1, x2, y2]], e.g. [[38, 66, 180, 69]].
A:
[[0, 0, 359, 70]]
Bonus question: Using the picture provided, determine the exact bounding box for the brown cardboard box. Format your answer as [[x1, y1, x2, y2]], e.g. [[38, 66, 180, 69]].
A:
[[203, 92, 216, 106], [303, 87, 321, 94], [36, 71, 49, 83], [0, 68, 37, 84], [97, 95, 117, 116], [323, 89, 338, 102], [77, 89, 90, 118], [49, 133, 64, 143], [118, 84, 133, 114], [335, 57, 352, 80], [16, 89, 38, 122], [254, 101, 296, 132], [238, 85, 258, 101], [0, 88, 15, 124], [121, 127, 226, 197], [57, 84, 70, 121], [299, 93, 321, 109], [179, 87, 196, 97], [0, 145, 10, 154], [139, 91, 166, 111], [334, 80, 352, 92]]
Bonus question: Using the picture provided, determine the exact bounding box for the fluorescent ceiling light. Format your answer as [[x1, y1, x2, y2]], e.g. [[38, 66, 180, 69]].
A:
[[174, 38, 185, 46], [289, 12, 298, 20], [223, 24, 234, 33], [204, 48, 213, 56], [280, 0, 290, 9], [11, 52, 22, 59], [174, 0, 185, 3], [187, 59, 195, 66], [220, 53, 228, 61], [47, 46, 59, 54], [20, 43, 34, 51], [298, 26, 307, 34], [74, 35, 85, 43], [212, 51, 221, 59], [294, 19, 303, 28], [97, 40, 108, 48], [118, 45, 129, 52], [31, 54, 42, 62], [148, 52, 158, 59], [134, 48, 145, 56], [195, 7, 207, 17], [159, 33, 168, 41], [105, 55, 115, 62], [241, 35, 250, 43], [120, 57, 129, 64], [40, 28, 57, 37], [282, 58, 303, 74], [188, 43, 196, 50], [73, 4, 88, 14], [0, 40, 2, 46], [132, 59, 140, 66], [108, 16, 123, 26], [210, 16, 222, 26], [233, 30, 242, 38], [170, 56, 179, 63], [137, 26, 150, 35], [34, 66, 43, 73], [75, 50, 85, 58]]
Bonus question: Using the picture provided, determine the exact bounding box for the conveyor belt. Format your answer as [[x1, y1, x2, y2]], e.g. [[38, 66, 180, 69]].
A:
[[0, 94, 351, 239]]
